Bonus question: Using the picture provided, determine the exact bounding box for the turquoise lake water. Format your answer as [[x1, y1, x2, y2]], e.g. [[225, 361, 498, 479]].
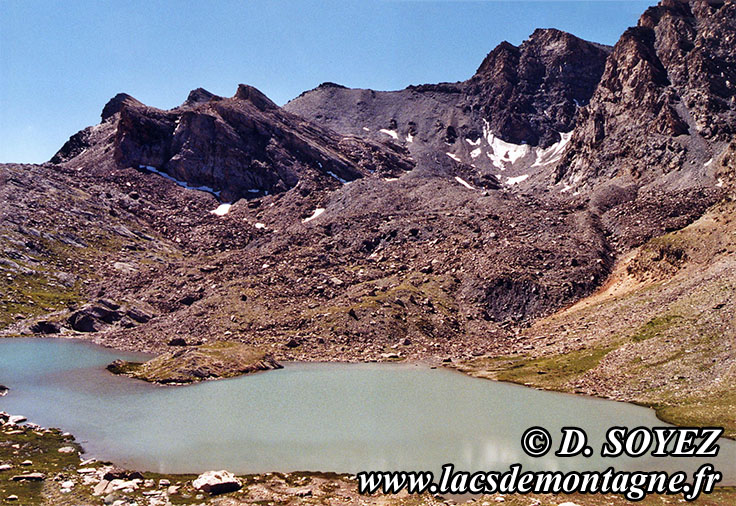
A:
[[0, 338, 733, 482]]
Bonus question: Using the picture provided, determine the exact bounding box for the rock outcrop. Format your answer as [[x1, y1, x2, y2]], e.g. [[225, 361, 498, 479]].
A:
[[555, 0, 736, 187], [107, 341, 282, 384]]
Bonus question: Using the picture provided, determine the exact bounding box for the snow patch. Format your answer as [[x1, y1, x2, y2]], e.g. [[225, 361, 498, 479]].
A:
[[327, 171, 348, 184], [384, 177, 399, 182], [705, 158, 714, 167], [716, 178, 724, 188], [446, 152, 461, 162], [406, 133, 413, 143], [470, 147, 482, 159], [482, 120, 530, 169], [302, 208, 325, 223], [139, 165, 221, 197], [362, 127, 370, 132], [506, 174, 529, 185], [210, 203, 232, 216], [531, 131, 572, 168], [379, 129, 399, 140], [454, 176, 474, 190], [254, 223, 266, 229], [465, 137, 481, 146]]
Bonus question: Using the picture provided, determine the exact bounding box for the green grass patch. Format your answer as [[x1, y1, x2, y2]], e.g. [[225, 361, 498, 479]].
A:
[[459, 344, 615, 391], [630, 314, 683, 343]]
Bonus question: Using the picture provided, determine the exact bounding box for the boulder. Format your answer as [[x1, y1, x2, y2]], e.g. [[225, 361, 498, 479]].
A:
[[98, 299, 121, 310], [192, 470, 242, 495], [68, 312, 101, 332], [29, 320, 61, 334], [93, 480, 110, 496], [126, 308, 151, 323], [0, 385, 8, 397], [11, 473, 45, 481], [68, 303, 138, 332], [103, 468, 144, 481]]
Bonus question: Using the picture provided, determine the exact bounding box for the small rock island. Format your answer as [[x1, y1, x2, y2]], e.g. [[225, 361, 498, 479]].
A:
[[107, 341, 282, 384]]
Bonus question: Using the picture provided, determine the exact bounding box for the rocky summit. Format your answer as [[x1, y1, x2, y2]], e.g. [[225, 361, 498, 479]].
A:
[[1, 0, 735, 432]]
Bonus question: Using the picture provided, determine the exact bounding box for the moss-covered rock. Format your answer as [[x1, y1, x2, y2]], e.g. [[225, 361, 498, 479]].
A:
[[107, 341, 281, 384]]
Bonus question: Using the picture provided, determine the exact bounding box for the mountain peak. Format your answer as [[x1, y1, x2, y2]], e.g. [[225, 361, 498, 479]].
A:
[[233, 84, 278, 111], [474, 41, 519, 76], [184, 88, 218, 106], [101, 93, 144, 121]]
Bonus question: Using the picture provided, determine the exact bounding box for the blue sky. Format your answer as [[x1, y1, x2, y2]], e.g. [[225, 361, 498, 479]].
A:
[[0, 1, 654, 163]]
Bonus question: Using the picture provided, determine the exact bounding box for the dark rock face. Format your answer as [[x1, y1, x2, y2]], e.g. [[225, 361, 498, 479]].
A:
[[67, 302, 151, 333], [467, 29, 611, 147], [102, 469, 145, 481], [29, 320, 61, 334]]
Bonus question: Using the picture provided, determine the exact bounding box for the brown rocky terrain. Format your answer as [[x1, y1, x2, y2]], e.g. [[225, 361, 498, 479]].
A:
[[1, 0, 732, 384], [1, 2, 736, 503]]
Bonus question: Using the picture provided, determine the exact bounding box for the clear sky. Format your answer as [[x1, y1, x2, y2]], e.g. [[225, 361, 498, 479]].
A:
[[0, 0, 654, 164]]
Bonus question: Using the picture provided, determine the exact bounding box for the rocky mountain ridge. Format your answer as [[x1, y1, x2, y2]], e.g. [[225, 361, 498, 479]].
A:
[[52, 84, 415, 203], [284, 28, 611, 187]]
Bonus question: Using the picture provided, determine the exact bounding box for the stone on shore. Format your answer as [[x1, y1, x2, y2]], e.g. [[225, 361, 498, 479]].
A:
[[192, 470, 242, 495], [11, 473, 45, 481], [8, 415, 27, 425]]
